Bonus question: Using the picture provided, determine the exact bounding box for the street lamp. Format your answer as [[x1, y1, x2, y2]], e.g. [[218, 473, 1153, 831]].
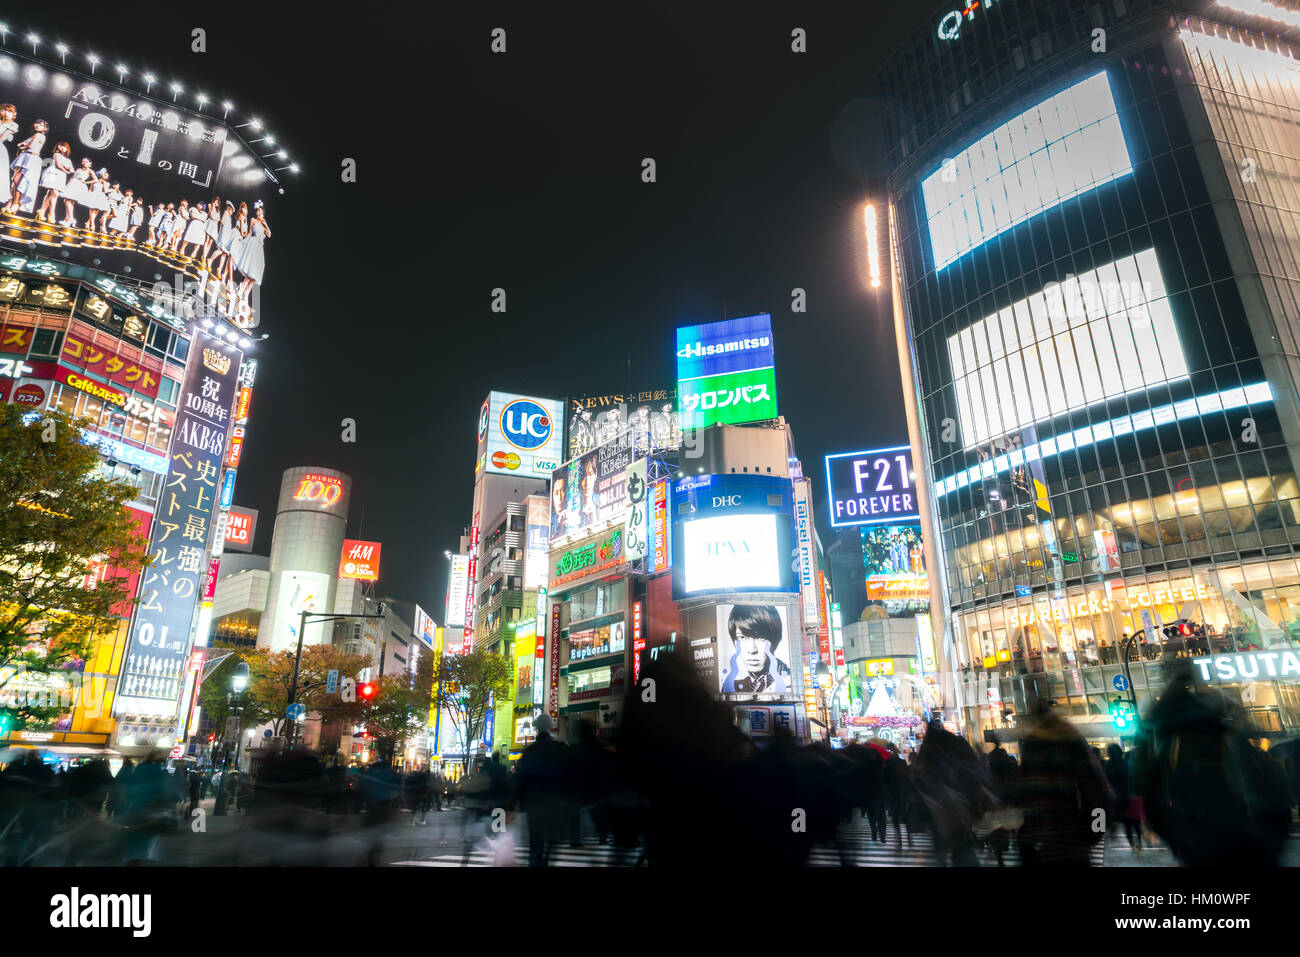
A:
[[215, 660, 250, 816], [286, 605, 385, 751]]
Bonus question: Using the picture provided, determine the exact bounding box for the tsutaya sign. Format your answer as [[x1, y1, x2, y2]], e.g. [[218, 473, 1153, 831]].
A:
[[1012, 581, 1212, 628], [937, 0, 1006, 41], [1194, 650, 1300, 683]]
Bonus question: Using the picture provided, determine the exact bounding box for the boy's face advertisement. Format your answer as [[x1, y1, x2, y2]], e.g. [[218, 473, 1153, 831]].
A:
[[716, 604, 791, 695]]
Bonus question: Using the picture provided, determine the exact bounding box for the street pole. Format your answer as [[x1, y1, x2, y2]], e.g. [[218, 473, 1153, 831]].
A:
[[1121, 634, 1139, 709]]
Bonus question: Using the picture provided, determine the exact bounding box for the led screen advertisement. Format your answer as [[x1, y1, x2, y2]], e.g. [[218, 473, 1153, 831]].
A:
[[862, 524, 928, 611], [825, 446, 919, 529], [670, 474, 797, 601], [550, 437, 634, 542], [481, 391, 565, 479], [114, 332, 241, 720], [0, 51, 282, 325], [675, 313, 778, 430], [717, 603, 793, 695], [566, 388, 681, 459]]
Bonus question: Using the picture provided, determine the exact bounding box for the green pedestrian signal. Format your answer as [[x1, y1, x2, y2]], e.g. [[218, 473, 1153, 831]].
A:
[[1109, 697, 1136, 731]]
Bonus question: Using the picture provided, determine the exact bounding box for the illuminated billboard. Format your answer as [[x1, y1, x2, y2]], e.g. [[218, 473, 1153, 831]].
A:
[[224, 506, 257, 552], [550, 436, 634, 543], [524, 496, 550, 590], [413, 606, 437, 651], [481, 391, 565, 479], [0, 51, 284, 326], [717, 603, 793, 694], [675, 314, 779, 430], [670, 474, 797, 600], [338, 539, 382, 582], [566, 388, 680, 459], [114, 332, 241, 720], [445, 554, 470, 628], [273, 570, 331, 649], [862, 524, 929, 618], [825, 446, 920, 528]]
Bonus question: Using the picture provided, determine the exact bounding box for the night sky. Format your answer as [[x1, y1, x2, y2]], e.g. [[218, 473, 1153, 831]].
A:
[[15, 3, 940, 615]]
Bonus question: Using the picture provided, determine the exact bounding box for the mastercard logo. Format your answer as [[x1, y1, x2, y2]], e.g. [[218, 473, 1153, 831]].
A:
[[491, 450, 521, 470]]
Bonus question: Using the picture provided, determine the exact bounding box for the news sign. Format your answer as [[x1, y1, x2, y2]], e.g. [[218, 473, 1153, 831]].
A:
[[675, 314, 778, 430], [566, 388, 681, 459], [338, 539, 381, 582], [825, 446, 920, 528], [482, 391, 565, 479]]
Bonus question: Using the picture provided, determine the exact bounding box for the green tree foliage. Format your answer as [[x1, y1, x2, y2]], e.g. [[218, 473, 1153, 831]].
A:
[[0, 406, 147, 729], [430, 649, 513, 772]]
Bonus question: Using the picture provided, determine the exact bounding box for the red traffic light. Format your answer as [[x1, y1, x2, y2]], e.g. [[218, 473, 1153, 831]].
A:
[[359, 682, 376, 700], [1179, 623, 1191, 636], [208, 735, 215, 742]]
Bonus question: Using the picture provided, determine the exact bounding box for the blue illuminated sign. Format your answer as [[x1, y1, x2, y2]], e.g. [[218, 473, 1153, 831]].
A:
[[220, 469, 237, 509], [825, 446, 921, 529], [675, 313, 775, 381]]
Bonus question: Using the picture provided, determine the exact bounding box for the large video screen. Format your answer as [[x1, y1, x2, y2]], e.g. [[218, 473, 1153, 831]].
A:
[[550, 437, 634, 542], [567, 389, 681, 459], [670, 474, 797, 600], [0, 52, 282, 325], [861, 524, 929, 619], [675, 314, 779, 430]]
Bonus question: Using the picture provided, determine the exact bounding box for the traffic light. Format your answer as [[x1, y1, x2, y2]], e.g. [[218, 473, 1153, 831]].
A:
[[359, 682, 376, 701], [1110, 697, 1136, 732]]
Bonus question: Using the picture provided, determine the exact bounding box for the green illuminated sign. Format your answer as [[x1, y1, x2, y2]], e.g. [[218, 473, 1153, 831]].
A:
[[677, 366, 778, 430]]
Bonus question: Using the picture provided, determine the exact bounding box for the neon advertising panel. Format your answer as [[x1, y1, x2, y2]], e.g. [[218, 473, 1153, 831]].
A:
[[825, 446, 920, 529], [482, 391, 565, 479], [675, 314, 779, 430], [921, 71, 1132, 270]]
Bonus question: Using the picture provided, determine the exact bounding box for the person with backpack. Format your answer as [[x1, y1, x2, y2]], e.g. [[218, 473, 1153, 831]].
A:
[[1132, 659, 1292, 867]]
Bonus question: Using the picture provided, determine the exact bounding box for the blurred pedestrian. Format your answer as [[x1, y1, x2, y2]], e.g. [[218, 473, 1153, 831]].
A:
[[515, 713, 570, 867], [1015, 704, 1110, 867], [1103, 743, 1142, 855]]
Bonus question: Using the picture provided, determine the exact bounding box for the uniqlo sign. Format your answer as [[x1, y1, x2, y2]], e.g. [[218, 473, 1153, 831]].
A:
[[338, 539, 382, 581], [224, 507, 257, 552]]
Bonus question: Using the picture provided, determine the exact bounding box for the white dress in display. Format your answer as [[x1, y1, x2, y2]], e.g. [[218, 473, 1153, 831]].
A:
[[0, 120, 16, 204], [130, 204, 143, 227], [67, 169, 94, 207], [218, 212, 236, 251], [147, 205, 166, 229], [167, 209, 188, 242], [182, 208, 208, 244], [234, 219, 266, 284], [227, 219, 248, 261], [11, 132, 44, 211], [108, 200, 130, 232], [205, 208, 221, 241], [39, 153, 72, 192], [88, 180, 111, 212]]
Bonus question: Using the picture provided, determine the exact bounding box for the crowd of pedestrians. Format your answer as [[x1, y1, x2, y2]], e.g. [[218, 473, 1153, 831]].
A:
[[2, 652, 1297, 867]]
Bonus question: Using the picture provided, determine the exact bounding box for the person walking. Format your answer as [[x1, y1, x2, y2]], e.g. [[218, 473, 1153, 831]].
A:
[[515, 713, 570, 867], [1103, 743, 1142, 856]]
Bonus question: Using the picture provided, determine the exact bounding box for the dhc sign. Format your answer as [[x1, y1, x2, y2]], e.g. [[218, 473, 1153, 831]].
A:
[[1193, 650, 1300, 683]]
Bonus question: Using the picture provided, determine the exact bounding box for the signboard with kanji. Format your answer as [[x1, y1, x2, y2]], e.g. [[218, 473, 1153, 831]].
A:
[[114, 332, 241, 720]]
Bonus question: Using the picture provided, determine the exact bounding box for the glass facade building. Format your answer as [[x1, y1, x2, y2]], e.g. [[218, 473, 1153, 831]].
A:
[[879, 0, 1300, 743]]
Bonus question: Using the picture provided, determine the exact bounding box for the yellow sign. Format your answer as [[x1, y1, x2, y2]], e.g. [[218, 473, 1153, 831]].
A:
[[64, 372, 125, 406], [863, 658, 895, 676]]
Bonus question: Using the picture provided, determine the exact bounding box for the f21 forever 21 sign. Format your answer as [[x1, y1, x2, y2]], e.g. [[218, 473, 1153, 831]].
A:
[[114, 331, 241, 720], [825, 446, 921, 529]]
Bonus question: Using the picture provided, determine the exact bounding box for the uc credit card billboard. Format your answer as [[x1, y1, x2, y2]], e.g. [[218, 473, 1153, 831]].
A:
[[675, 314, 778, 429], [482, 391, 565, 478]]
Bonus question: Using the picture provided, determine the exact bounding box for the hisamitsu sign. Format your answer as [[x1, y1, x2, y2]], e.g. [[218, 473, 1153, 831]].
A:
[[825, 446, 921, 528]]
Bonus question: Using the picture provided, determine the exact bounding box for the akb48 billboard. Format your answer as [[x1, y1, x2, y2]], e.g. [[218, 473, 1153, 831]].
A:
[[0, 50, 281, 324]]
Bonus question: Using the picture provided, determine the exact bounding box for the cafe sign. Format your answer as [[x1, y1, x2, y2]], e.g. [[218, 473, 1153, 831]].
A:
[[1011, 581, 1212, 628], [551, 529, 625, 589]]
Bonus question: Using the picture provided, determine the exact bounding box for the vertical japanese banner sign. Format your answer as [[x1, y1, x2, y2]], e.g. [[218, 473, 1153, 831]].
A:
[[817, 570, 831, 665], [795, 480, 819, 626], [624, 459, 648, 564], [462, 514, 480, 654], [116, 332, 240, 720], [549, 602, 562, 722], [431, 626, 444, 757]]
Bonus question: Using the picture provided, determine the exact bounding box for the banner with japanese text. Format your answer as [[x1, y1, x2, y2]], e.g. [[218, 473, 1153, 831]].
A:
[[114, 331, 240, 720]]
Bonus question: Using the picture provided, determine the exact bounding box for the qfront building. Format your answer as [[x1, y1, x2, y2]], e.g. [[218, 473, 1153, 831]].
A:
[[880, 0, 1300, 744]]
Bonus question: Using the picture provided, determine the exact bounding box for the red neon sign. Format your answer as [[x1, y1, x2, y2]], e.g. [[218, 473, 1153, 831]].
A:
[[632, 601, 645, 683], [293, 474, 343, 507]]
